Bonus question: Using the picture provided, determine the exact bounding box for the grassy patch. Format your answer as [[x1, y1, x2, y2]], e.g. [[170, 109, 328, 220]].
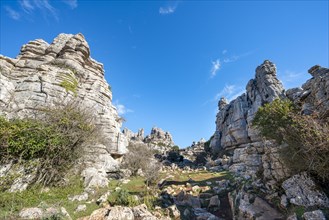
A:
[[164, 170, 233, 185], [109, 176, 147, 194], [0, 176, 108, 219]]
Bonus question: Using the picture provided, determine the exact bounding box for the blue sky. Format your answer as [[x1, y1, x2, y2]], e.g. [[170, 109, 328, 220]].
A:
[[1, 1, 328, 148]]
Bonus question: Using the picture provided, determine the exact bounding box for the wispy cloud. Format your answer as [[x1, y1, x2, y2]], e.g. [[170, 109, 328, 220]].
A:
[[209, 50, 254, 78], [5, 6, 20, 20], [33, 0, 58, 20], [210, 59, 221, 78], [62, 0, 78, 9], [159, 1, 179, 15], [279, 70, 309, 89], [214, 84, 245, 102], [19, 0, 34, 13], [5, 0, 77, 21], [114, 100, 134, 115]]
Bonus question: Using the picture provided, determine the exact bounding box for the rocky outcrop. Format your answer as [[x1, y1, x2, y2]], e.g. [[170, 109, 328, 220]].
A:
[[144, 127, 174, 146], [0, 33, 128, 188], [286, 65, 329, 117], [211, 61, 329, 182], [282, 172, 329, 207], [210, 60, 329, 218], [123, 127, 175, 154], [122, 128, 145, 142], [210, 60, 284, 153]]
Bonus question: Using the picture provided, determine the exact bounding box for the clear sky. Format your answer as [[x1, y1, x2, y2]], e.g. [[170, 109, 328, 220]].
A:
[[1, 1, 328, 148]]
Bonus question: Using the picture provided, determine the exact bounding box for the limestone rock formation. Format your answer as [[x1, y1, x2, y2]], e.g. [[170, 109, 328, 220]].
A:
[[0, 33, 128, 188], [122, 128, 145, 142], [210, 60, 284, 152], [144, 127, 174, 146], [210, 60, 329, 218], [282, 172, 329, 207]]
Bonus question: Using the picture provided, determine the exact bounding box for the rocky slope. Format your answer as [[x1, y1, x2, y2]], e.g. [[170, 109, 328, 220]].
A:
[[0, 33, 128, 189], [123, 127, 175, 154], [209, 60, 329, 219]]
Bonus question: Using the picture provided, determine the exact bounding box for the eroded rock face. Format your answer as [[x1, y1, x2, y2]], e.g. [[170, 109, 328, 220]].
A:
[[211, 61, 329, 183], [144, 127, 174, 146], [282, 172, 329, 207], [210, 60, 284, 153], [0, 33, 128, 188]]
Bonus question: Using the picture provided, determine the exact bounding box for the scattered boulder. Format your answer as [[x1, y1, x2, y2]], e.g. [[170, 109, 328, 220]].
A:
[[19, 208, 43, 219], [208, 195, 220, 210], [302, 210, 326, 220], [107, 206, 134, 220], [69, 192, 89, 202], [75, 204, 87, 212], [166, 204, 181, 219], [132, 204, 157, 220], [282, 172, 329, 207]]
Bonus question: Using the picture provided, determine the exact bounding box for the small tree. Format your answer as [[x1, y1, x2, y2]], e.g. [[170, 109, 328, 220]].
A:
[[253, 98, 329, 181], [122, 143, 154, 176]]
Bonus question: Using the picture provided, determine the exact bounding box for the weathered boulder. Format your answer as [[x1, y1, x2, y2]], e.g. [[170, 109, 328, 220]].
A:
[[302, 210, 326, 220], [229, 190, 283, 220], [19, 207, 43, 219], [282, 172, 329, 207], [132, 204, 158, 220], [106, 206, 134, 220]]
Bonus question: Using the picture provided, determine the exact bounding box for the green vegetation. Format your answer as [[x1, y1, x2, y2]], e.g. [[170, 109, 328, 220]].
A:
[[0, 101, 97, 186], [253, 98, 329, 181], [59, 70, 79, 96], [172, 145, 179, 151], [0, 176, 102, 219], [108, 176, 158, 210], [122, 143, 161, 185]]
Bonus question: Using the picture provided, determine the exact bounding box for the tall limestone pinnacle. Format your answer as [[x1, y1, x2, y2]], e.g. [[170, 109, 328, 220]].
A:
[[210, 60, 285, 152], [0, 33, 128, 188]]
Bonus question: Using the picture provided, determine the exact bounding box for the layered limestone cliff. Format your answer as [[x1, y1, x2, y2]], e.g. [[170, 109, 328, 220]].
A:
[[211, 60, 329, 183], [0, 33, 128, 188], [210, 60, 329, 218], [123, 127, 175, 154]]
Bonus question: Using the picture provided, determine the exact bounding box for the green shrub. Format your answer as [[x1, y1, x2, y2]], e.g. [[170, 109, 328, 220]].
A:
[[253, 98, 329, 180], [0, 101, 98, 186], [108, 189, 140, 207], [59, 70, 79, 96], [172, 145, 179, 151], [122, 143, 154, 176]]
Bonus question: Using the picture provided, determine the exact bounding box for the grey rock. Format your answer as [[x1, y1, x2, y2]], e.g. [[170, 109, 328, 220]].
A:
[[208, 195, 220, 210], [0, 33, 128, 189], [68, 192, 88, 202], [106, 206, 134, 220], [167, 204, 181, 219], [132, 204, 158, 220], [287, 213, 298, 220], [19, 207, 43, 219], [144, 127, 174, 146], [230, 190, 283, 220], [282, 172, 329, 207], [192, 208, 219, 220], [302, 210, 326, 220], [75, 204, 87, 212]]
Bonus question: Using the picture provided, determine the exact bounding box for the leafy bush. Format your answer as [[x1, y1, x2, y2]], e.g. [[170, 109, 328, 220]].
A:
[[122, 143, 154, 176], [122, 143, 161, 186], [0, 101, 98, 185], [253, 98, 329, 180], [107, 189, 140, 207], [172, 145, 179, 151], [59, 70, 79, 96]]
